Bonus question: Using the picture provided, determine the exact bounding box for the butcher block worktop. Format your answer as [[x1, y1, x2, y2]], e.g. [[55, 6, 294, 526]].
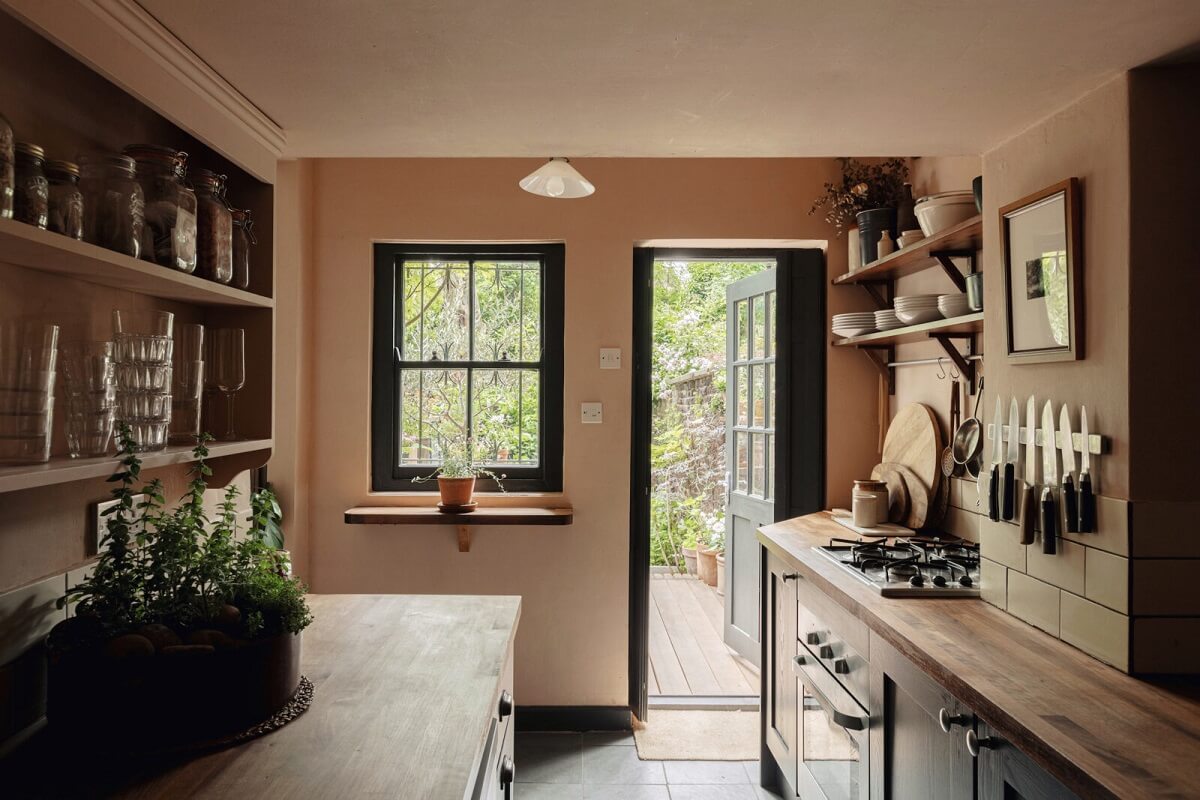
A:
[[759, 513, 1200, 800], [0, 594, 520, 799]]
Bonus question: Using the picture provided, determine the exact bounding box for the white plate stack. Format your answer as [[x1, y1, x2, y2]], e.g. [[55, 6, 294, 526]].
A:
[[937, 293, 971, 319], [874, 308, 904, 331], [893, 295, 942, 325], [832, 312, 877, 338]]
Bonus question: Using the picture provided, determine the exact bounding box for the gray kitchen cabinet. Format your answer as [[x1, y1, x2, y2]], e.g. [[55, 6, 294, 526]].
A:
[[975, 721, 1079, 800], [764, 550, 799, 793]]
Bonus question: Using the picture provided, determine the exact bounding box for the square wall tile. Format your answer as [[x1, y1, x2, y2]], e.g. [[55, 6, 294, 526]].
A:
[[1060, 592, 1129, 671], [950, 477, 979, 513], [1027, 538, 1085, 595], [1085, 548, 1128, 613], [941, 505, 980, 543], [979, 517, 1028, 572], [1132, 618, 1200, 673], [980, 557, 1007, 610], [1006, 572, 1060, 637], [1131, 500, 1200, 557], [1132, 560, 1200, 616], [1064, 495, 1129, 556]]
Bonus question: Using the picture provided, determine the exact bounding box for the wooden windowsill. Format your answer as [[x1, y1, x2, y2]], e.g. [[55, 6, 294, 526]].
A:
[[344, 505, 573, 552]]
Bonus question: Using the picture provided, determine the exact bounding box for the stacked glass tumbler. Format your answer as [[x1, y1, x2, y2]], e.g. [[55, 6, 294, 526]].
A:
[[112, 309, 173, 452], [169, 323, 204, 443], [59, 341, 116, 458], [0, 321, 58, 464]]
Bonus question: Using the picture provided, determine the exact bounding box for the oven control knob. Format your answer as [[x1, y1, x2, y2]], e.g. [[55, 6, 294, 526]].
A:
[[932, 575, 948, 588], [834, 658, 850, 674], [819, 645, 835, 660], [909, 574, 925, 587], [959, 575, 974, 587], [806, 632, 821, 646]]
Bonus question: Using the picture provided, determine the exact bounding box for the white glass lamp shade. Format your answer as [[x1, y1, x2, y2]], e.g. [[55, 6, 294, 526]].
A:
[[519, 157, 595, 199]]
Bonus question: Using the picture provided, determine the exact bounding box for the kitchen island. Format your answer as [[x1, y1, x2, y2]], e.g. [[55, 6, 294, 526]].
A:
[[759, 512, 1200, 800], [0, 594, 520, 799]]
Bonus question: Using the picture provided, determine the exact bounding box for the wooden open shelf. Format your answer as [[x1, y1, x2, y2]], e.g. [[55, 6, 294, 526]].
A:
[[832, 312, 983, 347], [0, 439, 273, 494], [345, 506, 574, 552], [833, 215, 982, 290], [0, 218, 273, 309]]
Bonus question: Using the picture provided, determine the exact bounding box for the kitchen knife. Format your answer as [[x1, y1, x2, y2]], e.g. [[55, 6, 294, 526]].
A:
[[1060, 405, 1078, 533], [1079, 406, 1095, 532], [1003, 397, 1020, 520], [988, 396, 1004, 522], [1019, 396, 1037, 545], [1041, 401, 1058, 554]]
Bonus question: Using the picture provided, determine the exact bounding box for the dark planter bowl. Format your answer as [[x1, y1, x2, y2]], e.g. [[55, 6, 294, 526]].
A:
[[48, 631, 301, 748], [856, 207, 898, 265]]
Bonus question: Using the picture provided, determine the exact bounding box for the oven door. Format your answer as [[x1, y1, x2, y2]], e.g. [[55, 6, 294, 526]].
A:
[[791, 652, 870, 800]]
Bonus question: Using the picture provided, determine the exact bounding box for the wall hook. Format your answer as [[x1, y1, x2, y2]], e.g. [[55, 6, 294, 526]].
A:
[[936, 357, 947, 380]]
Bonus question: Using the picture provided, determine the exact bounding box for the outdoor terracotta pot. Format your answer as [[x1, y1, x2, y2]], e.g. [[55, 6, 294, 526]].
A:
[[716, 552, 726, 596], [697, 547, 718, 587], [681, 546, 698, 576], [438, 476, 476, 506]]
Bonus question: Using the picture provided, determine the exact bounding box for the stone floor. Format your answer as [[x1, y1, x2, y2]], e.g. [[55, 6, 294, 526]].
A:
[[515, 730, 785, 799]]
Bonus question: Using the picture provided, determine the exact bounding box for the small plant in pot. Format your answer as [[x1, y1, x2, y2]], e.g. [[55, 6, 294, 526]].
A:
[[412, 436, 505, 511], [810, 157, 910, 268]]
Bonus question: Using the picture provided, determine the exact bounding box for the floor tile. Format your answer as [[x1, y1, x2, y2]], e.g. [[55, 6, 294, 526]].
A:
[[664, 761, 750, 785], [752, 786, 786, 800], [741, 762, 761, 784], [668, 786, 759, 799], [515, 732, 583, 784], [582, 744, 667, 784], [518, 784, 584, 799], [584, 786, 671, 799], [584, 731, 636, 747]]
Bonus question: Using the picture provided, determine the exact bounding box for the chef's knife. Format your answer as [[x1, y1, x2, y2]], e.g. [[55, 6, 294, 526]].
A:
[[1003, 397, 1020, 520], [1019, 396, 1037, 545], [988, 396, 1004, 522], [1079, 406, 1095, 532], [1041, 401, 1058, 554], [1060, 405, 1078, 533]]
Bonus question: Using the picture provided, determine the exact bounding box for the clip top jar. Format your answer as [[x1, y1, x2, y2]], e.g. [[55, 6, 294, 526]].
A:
[[0, 113, 13, 219], [14, 142, 49, 229], [45, 160, 84, 240], [79, 153, 143, 258], [193, 168, 232, 284], [231, 207, 255, 290], [122, 144, 197, 273]]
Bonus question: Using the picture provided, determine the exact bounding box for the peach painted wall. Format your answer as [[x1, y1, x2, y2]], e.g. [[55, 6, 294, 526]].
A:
[[286, 158, 880, 705]]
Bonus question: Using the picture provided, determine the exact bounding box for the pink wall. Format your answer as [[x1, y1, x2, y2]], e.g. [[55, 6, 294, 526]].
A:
[[282, 157, 880, 705]]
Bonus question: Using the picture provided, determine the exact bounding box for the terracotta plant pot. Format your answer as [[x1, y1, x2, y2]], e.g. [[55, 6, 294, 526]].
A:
[[715, 552, 726, 596], [681, 546, 698, 576], [437, 476, 476, 507], [697, 547, 718, 587]]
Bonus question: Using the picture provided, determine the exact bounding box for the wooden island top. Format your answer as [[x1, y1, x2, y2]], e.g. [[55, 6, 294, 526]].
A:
[[758, 513, 1200, 800], [1, 594, 521, 799]]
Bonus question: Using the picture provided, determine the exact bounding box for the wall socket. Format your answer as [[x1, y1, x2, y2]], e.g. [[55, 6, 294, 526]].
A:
[[599, 348, 622, 370], [581, 402, 603, 424], [93, 494, 147, 555]]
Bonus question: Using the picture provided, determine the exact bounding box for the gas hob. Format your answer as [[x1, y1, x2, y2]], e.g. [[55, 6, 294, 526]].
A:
[[814, 536, 981, 597]]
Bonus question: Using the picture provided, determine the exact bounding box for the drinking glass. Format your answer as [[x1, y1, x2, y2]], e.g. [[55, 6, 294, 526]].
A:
[[112, 309, 173, 452], [211, 328, 245, 441], [59, 341, 115, 458], [0, 321, 59, 464], [170, 323, 205, 444]]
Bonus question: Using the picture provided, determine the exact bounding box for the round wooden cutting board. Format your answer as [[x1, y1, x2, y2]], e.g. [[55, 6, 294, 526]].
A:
[[890, 463, 931, 530], [869, 463, 909, 523], [883, 404, 943, 501]]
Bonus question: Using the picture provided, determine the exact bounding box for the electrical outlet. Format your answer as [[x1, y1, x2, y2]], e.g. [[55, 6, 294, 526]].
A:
[[581, 402, 603, 424], [600, 348, 622, 370], [93, 494, 147, 555]]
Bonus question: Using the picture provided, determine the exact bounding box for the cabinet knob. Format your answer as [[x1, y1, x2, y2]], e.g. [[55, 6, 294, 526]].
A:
[[498, 689, 514, 719], [806, 632, 821, 646], [499, 754, 515, 787], [783, 572, 799, 582], [834, 658, 850, 674], [966, 729, 993, 757], [938, 707, 969, 734], [819, 644, 835, 660]]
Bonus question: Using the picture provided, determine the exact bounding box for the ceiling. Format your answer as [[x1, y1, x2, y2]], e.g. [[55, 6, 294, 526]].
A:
[[139, 0, 1200, 158]]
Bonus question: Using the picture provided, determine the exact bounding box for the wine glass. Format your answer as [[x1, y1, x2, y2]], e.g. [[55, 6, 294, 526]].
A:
[[211, 328, 245, 441]]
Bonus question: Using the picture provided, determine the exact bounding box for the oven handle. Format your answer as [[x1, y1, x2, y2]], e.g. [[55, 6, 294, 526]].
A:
[[792, 654, 868, 732]]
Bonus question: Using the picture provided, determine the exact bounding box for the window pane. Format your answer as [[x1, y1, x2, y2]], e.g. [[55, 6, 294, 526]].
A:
[[752, 433, 765, 497], [751, 364, 765, 428], [402, 261, 470, 361], [735, 431, 748, 493], [765, 434, 774, 499], [766, 291, 775, 357], [736, 365, 748, 426], [766, 363, 775, 429], [737, 299, 749, 361], [399, 369, 468, 465], [474, 261, 541, 362], [753, 294, 765, 358], [472, 369, 540, 467]]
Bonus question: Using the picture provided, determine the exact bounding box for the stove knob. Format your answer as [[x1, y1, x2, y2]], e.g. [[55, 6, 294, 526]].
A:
[[909, 574, 925, 587], [932, 575, 947, 588], [834, 658, 850, 674], [806, 632, 821, 646], [819, 645, 835, 660], [959, 575, 974, 587]]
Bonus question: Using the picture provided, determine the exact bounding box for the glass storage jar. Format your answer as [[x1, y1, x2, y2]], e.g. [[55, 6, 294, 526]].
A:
[[231, 207, 255, 290], [0, 113, 13, 219], [13, 142, 49, 229], [46, 160, 84, 240], [194, 168, 232, 284], [122, 144, 197, 273], [79, 153, 144, 258]]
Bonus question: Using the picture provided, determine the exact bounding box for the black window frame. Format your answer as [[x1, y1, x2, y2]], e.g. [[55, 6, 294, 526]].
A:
[[371, 242, 565, 493]]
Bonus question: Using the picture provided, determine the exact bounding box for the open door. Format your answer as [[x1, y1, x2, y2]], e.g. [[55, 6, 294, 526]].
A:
[[723, 268, 776, 667]]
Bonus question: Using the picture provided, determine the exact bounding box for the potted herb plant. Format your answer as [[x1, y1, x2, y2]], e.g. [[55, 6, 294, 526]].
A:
[[697, 531, 719, 588], [810, 157, 910, 270], [412, 437, 505, 510], [46, 427, 313, 747]]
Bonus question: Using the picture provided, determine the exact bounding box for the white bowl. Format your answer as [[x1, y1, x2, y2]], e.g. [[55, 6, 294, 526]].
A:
[[895, 294, 941, 303], [895, 307, 944, 325], [914, 191, 977, 236], [832, 326, 875, 338], [894, 299, 940, 307]]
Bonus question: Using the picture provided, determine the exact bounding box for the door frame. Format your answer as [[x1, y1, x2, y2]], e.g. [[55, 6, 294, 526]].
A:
[[628, 247, 827, 720]]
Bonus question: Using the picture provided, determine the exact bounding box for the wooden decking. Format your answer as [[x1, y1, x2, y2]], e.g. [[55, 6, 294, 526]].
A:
[[649, 573, 759, 698]]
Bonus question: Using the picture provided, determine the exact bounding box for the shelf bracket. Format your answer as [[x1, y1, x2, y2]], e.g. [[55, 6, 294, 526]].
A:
[[457, 526, 471, 553], [930, 249, 973, 293], [857, 345, 895, 395], [932, 334, 977, 394], [859, 281, 893, 310]]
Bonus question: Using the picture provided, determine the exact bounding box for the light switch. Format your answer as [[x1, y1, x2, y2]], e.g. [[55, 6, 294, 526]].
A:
[[600, 348, 622, 370], [581, 402, 603, 424]]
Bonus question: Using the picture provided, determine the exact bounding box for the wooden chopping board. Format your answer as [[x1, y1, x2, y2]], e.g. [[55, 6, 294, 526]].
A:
[[869, 464, 909, 523], [883, 404, 943, 501], [875, 461, 930, 530]]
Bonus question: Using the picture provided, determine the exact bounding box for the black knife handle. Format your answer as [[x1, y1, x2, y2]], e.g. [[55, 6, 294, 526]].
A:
[[1041, 490, 1057, 554], [1002, 463, 1016, 521], [1062, 475, 1078, 533], [1079, 472, 1095, 532], [988, 465, 1001, 522], [1019, 483, 1037, 545]]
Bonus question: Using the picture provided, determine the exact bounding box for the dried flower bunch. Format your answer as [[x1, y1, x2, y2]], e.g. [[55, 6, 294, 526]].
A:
[[809, 158, 910, 234]]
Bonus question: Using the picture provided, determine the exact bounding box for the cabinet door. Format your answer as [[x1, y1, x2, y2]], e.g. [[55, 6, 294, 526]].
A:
[[869, 633, 974, 800], [976, 722, 1079, 800], [764, 550, 798, 793]]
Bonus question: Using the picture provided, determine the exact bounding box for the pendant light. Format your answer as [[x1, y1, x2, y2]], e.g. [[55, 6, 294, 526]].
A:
[[519, 157, 595, 199]]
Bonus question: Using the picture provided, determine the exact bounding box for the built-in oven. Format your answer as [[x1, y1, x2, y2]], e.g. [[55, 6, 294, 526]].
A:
[[791, 633, 870, 800]]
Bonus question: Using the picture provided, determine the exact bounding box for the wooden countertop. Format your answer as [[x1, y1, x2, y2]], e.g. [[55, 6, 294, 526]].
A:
[[1, 594, 521, 799], [758, 513, 1200, 800]]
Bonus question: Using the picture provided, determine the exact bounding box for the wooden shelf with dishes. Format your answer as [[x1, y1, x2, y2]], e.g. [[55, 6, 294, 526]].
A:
[[833, 214, 983, 292], [832, 312, 983, 348]]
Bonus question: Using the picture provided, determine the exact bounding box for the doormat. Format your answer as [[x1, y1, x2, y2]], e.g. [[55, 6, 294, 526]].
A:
[[633, 709, 758, 761]]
